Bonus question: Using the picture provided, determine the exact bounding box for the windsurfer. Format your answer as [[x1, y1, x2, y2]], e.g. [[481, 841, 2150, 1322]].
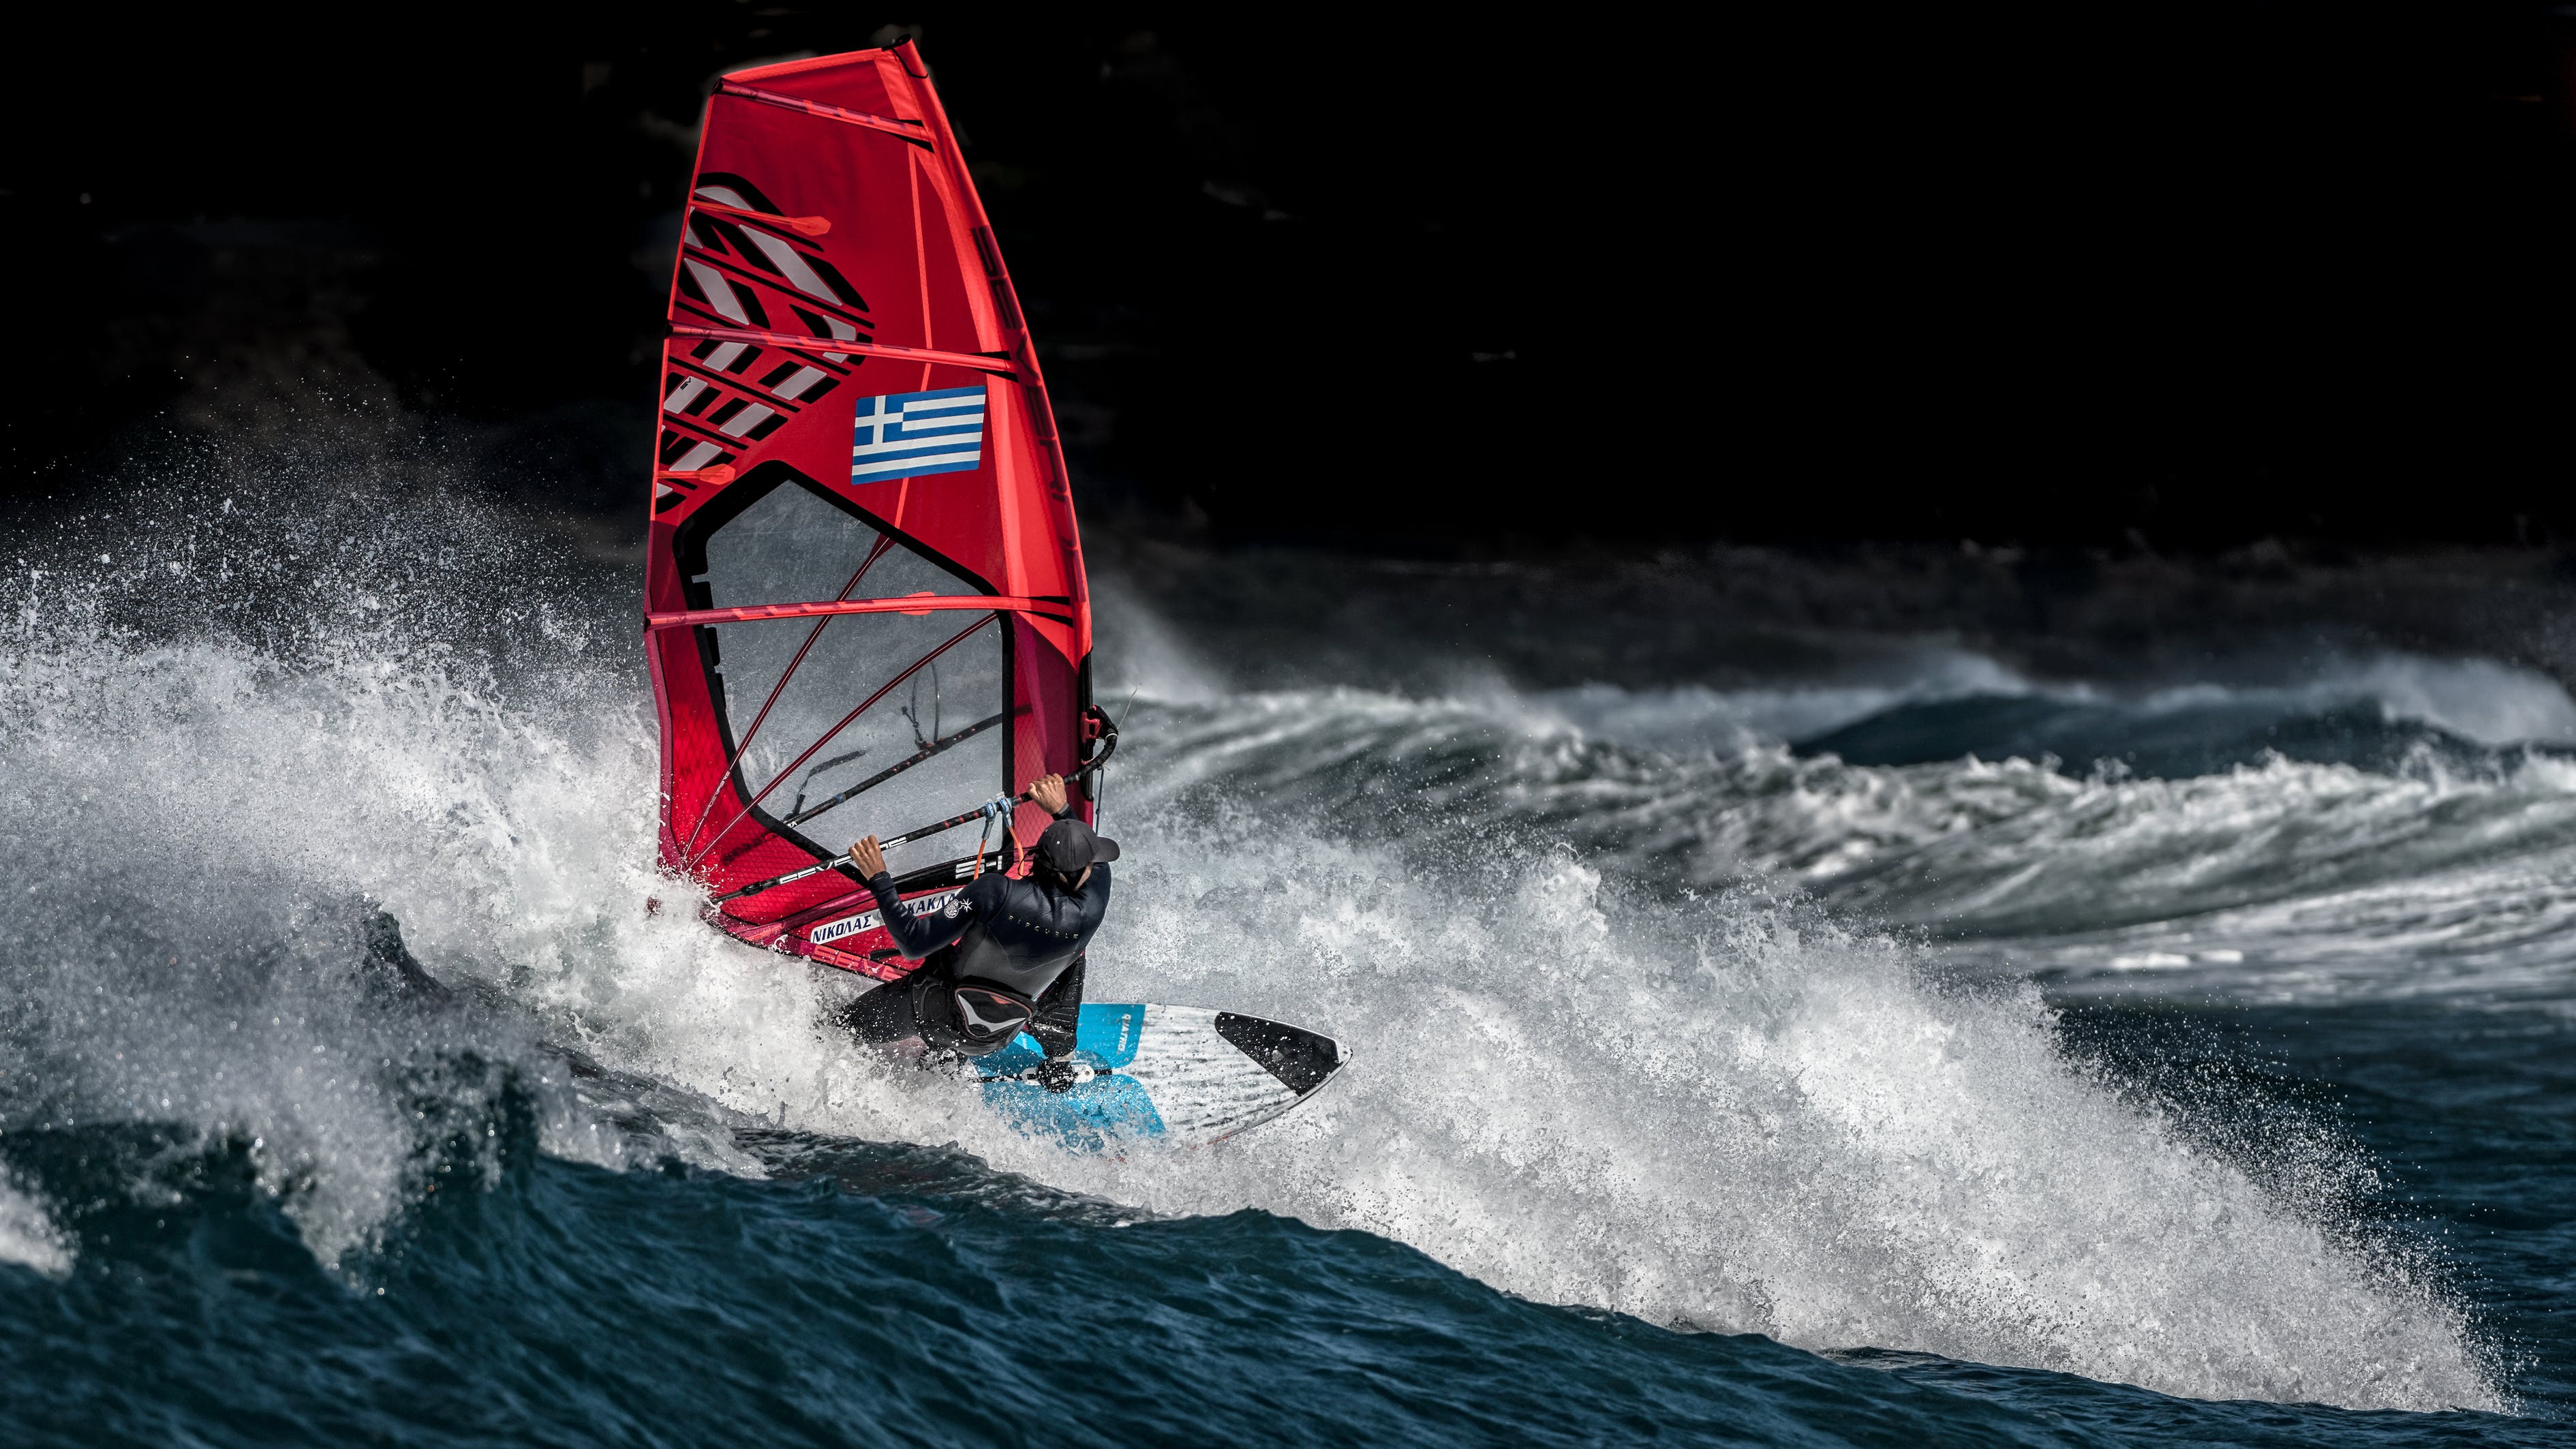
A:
[[835, 774, 1116, 1090]]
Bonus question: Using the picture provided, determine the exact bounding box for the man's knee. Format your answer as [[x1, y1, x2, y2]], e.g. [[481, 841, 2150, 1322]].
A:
[[835, 982, 914, 1041]]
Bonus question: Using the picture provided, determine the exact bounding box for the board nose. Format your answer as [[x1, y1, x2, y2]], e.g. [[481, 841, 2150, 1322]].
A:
[[1212, 1013, 1343, 1096]]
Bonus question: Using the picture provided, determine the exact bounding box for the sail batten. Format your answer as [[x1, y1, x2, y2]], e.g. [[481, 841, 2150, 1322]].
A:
[[645, 41, 1093, 978], [666, 326, 1017, 375], [645, 596, 1075, 630]]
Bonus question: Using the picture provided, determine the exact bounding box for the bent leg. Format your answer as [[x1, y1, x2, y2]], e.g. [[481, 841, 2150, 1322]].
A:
[[835, 951, 956, 1045], [833, 981, 918, 1043], [1028, 954, 1086, 1061]]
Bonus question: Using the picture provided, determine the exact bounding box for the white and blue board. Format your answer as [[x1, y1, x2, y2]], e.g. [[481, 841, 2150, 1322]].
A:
[[971, 1003, 1346, 1153]]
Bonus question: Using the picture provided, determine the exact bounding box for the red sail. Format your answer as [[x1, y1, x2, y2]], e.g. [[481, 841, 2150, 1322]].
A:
[[643, 41, 1093, 979]]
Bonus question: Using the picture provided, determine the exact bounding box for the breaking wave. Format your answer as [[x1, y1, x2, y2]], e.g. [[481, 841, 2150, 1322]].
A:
[[1108, 661, 2576, 1006], [0, 472, 2530, 1414]]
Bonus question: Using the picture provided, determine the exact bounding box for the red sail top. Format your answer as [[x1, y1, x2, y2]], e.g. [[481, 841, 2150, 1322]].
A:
[[644, 41, 1094, 977]]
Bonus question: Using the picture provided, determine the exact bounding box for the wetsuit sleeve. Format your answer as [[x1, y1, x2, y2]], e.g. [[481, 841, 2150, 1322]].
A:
[[1029, 954, 1086, 1060], [864, 872, 981, 960]]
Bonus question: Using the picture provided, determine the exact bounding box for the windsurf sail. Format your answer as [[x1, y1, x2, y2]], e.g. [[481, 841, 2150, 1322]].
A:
[[644, 40, 1098, 981]]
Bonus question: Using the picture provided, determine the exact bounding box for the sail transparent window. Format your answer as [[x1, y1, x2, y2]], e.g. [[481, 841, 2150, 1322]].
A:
[[696, 478, 1007, 877]]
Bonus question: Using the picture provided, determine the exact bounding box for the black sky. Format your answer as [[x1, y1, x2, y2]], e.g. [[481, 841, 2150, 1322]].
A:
[[5, 4, 2573, 552]]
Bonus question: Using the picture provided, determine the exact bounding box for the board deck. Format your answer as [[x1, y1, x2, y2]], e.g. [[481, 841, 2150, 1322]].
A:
[[968, 1003, 1345, 1153]]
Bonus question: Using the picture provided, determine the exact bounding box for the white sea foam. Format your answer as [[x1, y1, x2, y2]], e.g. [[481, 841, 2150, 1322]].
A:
[[1943, 832, 2576, 1005], [1016, 825, 2503, 1413], [2313, 654, 2576, 747], [420, 673, 2508, 1409], [450, 734, 2502, 1410], [0, 1180, 73, 1278], [0, 628, 630, 1266], [1479, 650, 2576, 761], [1100, 665, 2576, 988], [1521, 651, 2041, 755], [0, 476, 720, 1265], [1820, 750, 2576, 937]]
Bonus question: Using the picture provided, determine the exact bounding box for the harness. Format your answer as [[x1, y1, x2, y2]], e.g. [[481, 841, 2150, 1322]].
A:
[[913, 871, 1103, 1054]]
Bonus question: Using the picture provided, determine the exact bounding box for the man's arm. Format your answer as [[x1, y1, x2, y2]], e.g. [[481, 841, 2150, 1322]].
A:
[[848, 835, 978, 960]]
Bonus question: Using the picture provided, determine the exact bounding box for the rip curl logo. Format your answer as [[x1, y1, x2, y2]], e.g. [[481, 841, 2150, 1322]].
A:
[[809, 890, 959, 945]]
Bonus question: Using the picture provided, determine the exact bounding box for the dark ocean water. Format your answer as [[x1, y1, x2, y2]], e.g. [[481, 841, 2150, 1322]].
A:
[[0, 1100, 2556, 1449], [2, 482, 2573, 1446]]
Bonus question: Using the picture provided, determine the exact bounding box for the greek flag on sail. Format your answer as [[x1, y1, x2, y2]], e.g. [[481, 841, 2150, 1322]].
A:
[[850, 386, 987, 484]]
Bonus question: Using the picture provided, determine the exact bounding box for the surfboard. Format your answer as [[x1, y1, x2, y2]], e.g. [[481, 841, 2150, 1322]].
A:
[[642, 40, 1101, 971], [971, 1003, 1347, 1153]]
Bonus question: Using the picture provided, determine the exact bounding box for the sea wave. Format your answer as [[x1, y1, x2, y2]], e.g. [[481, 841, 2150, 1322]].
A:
[[0, 484, 2536, 1414]]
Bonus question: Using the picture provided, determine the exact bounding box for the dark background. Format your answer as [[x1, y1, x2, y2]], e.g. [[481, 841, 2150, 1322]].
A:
[[7, 3, 2575, 553]]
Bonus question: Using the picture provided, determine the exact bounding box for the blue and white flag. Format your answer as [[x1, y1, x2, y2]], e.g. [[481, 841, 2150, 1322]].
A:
[[850, 386, 987, 484]]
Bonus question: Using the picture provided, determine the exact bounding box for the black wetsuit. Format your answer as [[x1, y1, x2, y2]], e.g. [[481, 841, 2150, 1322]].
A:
[[836, 848, 1111, 1063]]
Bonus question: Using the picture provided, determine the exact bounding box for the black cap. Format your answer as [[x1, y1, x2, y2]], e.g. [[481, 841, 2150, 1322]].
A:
[[1034, 818, 1118, 876]]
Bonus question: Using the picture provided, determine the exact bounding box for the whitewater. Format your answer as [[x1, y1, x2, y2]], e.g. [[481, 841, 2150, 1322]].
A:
[[1, 461, 2567, 1445]]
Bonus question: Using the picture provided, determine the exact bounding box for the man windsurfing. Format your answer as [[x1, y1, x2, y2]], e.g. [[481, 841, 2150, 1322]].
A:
[[836, 773, 1116, 1090]]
